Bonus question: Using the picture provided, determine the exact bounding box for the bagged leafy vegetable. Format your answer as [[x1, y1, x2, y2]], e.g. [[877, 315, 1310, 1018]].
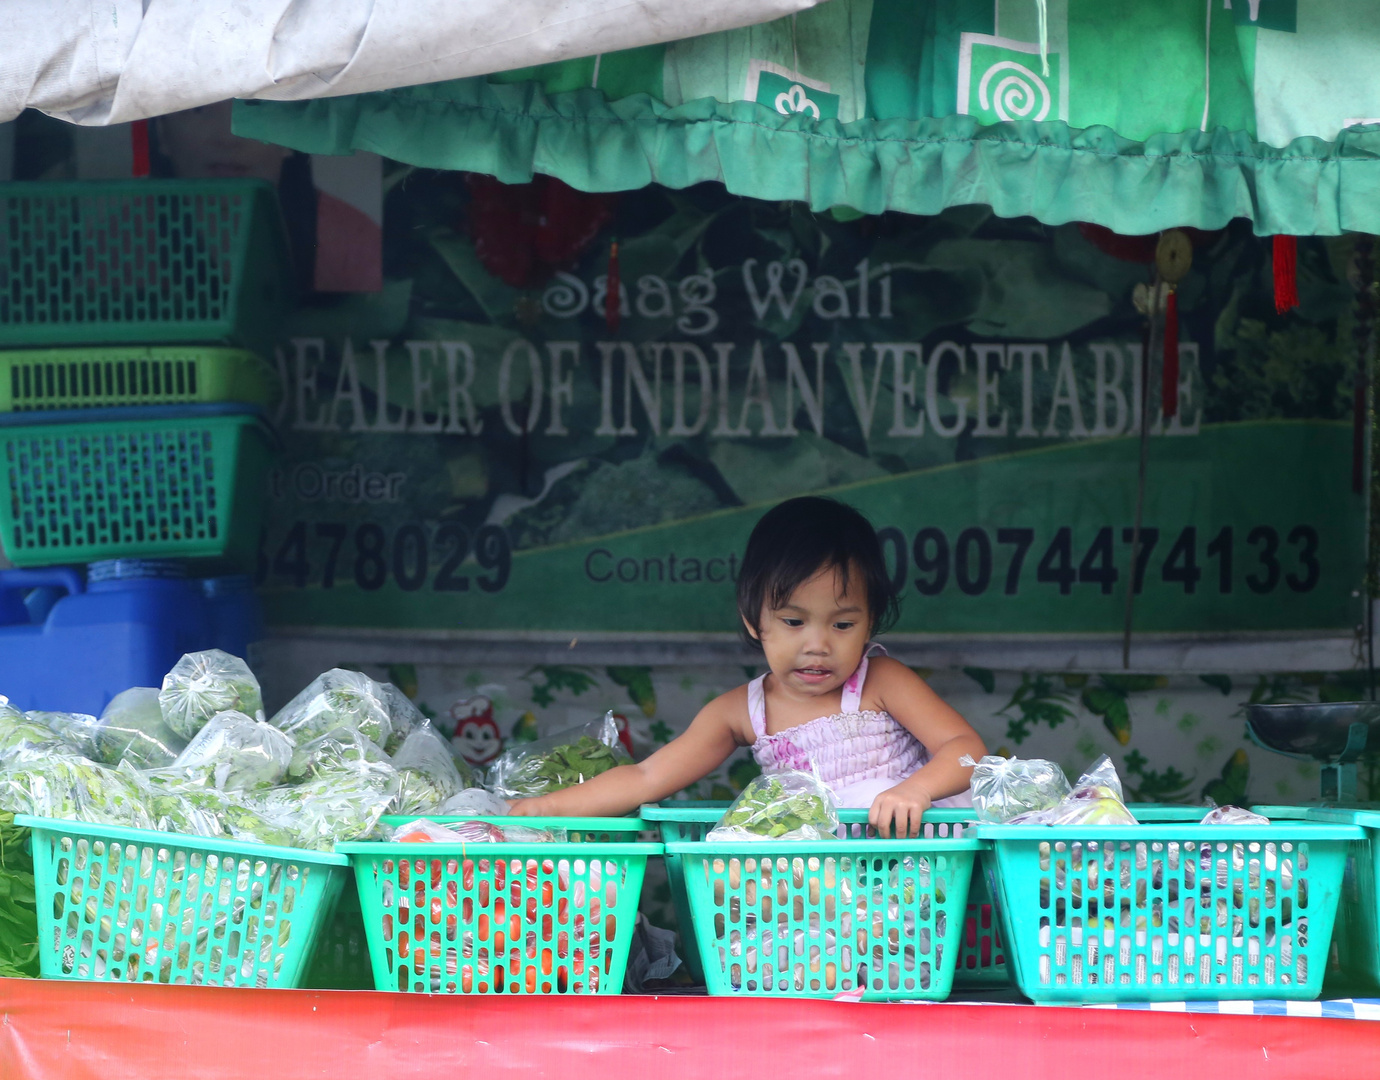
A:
[[286, 726, 391, 783], [159, 650, 265, 740], [170, 711, 293, 791], [0, 702, 70, 754], [963, 755, 1072, 823], [1009, 756, 1137, 825], [487, 712, 631, 799], [94, 687, 187, 769], [438, 788, 510, 817], [251, 761, 400, 851], [708, 770, 839, 841], [270, 668, 393, 749], [0, 750, 153, 829], [392, 722, 466, 814], [379, 681, 424, 755], [25, 711, 99, 758]]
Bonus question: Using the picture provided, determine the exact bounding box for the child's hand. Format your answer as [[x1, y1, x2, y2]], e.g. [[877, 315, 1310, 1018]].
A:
[[868, 781, 932, 838], [506, 798, 542, 816]]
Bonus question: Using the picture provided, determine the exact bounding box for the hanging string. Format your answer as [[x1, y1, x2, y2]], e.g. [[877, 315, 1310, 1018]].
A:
[[605, 241, 621, 333], [1162, 286, 1180, 420], [131, 121, 150, 178], [1200, 0, 1212, 131]]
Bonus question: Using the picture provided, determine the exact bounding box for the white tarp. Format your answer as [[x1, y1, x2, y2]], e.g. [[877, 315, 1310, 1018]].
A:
[[0, 0, 829, 126]]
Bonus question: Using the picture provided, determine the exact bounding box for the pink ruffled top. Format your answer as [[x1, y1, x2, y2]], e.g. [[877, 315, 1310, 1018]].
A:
[[748, 646, 972, 809]]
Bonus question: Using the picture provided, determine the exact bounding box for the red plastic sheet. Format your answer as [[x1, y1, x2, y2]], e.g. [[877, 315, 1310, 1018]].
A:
[[2, 978, 1378, 1080]]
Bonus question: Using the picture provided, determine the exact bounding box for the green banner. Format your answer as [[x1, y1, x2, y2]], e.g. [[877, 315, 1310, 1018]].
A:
[[257, 186, 1367, 637]]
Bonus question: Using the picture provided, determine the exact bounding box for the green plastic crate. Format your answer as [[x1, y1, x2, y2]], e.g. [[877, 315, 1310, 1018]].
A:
[[666, 829, 979, 999], [0, 180, 293, 357], [0, 346, 280, 411], [340, 817, 659, 994], [1254, 805, 1380, 993], [645, 803, 1007, 988], [974, 819, 1362, 1002], [17, 815, 348, 988], [0, 403, 277, 568]]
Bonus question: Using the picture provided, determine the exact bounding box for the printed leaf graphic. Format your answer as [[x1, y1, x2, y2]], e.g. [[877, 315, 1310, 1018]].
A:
[[1082, 687, 1132, 745], [963, 667, 996, 694], [607, 666, 657, 717]]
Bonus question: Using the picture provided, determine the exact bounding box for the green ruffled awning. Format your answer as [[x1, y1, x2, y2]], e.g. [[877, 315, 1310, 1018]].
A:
[[234, 0, 1380, 235]]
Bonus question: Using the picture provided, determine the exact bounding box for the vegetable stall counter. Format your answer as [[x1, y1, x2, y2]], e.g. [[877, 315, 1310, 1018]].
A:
[[1, 978, 1376, 1080]]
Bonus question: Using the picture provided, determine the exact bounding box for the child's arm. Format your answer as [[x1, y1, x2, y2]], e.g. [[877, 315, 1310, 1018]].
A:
[[868, 656, 987, 837], [508, 689, 746, 817]]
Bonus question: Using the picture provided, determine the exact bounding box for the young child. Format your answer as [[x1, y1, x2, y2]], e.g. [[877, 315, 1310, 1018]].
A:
[[509, 497, 985, 837]]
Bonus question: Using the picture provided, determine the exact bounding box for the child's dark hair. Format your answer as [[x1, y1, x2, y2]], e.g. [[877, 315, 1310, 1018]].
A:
[[737, 497, 900, 649]]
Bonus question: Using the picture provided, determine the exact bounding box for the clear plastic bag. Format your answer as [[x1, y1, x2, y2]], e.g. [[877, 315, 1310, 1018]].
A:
[[286, 726, 391, 782], [437, 788, 510, 817], [1009, 756, 1138, 825], [388, 818, 493, 843], [159, 650, 265, 740], [379, 681, 424, 755], [963, 755, 1072, 823], [26, 711, 99, 758], [1201, 805, 1269, 825], [269, 668, 393, 749], [487, 712, 631, 800], [94, 687, 188, 769], [251, 761, 400, 851], [170, 711, 294, 791], [707, 770, 840, 841], [0, 749, 154, 829], [0, 701, 70, 753], [392, 722, 466, 815]]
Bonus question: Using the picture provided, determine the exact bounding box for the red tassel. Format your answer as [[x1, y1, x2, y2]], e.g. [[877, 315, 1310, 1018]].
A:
[[1274, 235, 1299, 313], [604, 241, 621, 333], [1162, 286, 1179, 420], [131, 120, 151, 178]]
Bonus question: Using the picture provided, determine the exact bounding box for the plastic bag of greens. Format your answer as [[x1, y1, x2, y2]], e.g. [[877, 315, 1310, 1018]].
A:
[[94, 688, 188, 769], [159, 650, 265, 740], [707, 770, 839, 841], [437, 788, 510, 817], [1009, 756, 1137, 825], [963, 755, 1072, 823], [1201, 805, 1269, 825], [26, 711, 100, 758], [170, 711, 293, 791], [270, 669, 393, 749], [286, 726, 391, 783], [251, 761, 400, 851], [392, 722, 466, 814], [0, 701, 70, 754], [0, 750, 88, 819], [379, 681, 425, 755], [487, 712, 631, 800]]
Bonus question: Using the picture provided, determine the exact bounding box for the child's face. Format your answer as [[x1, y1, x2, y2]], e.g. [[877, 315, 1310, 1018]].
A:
[[749, 563, 871, 698]]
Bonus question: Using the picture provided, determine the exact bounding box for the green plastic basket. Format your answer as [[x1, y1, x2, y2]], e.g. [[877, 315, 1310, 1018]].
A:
[[666, 829, 979, 1000], [645, 803, 1006, 988], [0, 180, 293, 356], [16, 815, 348, 988], [1255, 805, 1380, 993], [974, 819, 1362, 1002], [0, 403, 277, 568], [0, 346, 280, 411], [340, 817, 659, 994]]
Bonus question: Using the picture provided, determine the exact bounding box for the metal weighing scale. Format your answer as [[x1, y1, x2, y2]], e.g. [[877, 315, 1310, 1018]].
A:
[[1245, 701, 1380, 803]]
